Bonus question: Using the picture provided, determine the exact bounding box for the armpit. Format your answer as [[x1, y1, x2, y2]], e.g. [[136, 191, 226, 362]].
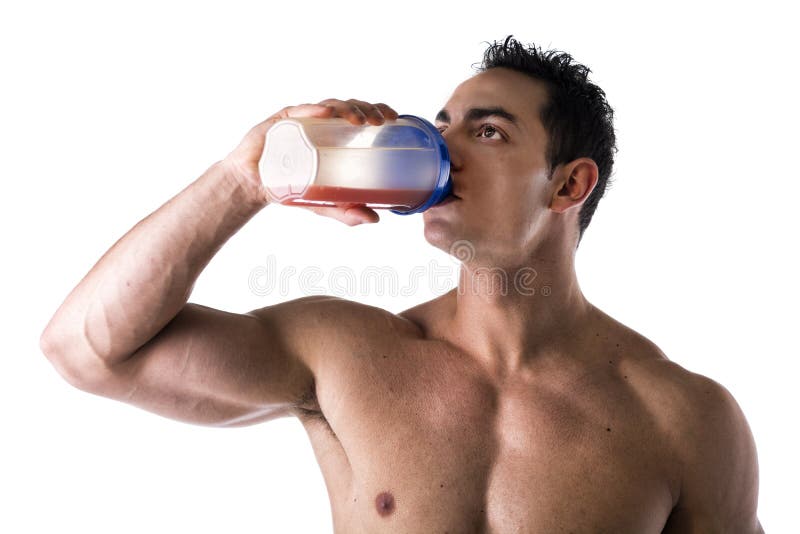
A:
[[291, 379, 337, 438]]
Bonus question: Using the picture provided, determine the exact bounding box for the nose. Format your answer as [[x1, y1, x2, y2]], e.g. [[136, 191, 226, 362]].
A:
[[440, 129, 463, 176], [439, 138, 461, 198]]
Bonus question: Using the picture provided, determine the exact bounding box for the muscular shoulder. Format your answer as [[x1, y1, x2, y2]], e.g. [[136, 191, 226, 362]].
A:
[[659, 366, 761, 530], [597, 316, 762, 530], [252, 295, 421, 337], [639, 358, 756, 460], [250, 294, 422, 370], [605, 321, 754, 462], [606, 325, 761, 531], [597, 314, 756, 467]]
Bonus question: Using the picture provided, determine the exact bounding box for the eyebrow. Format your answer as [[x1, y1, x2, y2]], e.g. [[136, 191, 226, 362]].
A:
[[435, 107, 519, 127]]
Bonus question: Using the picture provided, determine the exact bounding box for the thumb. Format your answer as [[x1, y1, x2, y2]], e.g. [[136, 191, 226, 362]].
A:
[[304, 205, 380, 226]]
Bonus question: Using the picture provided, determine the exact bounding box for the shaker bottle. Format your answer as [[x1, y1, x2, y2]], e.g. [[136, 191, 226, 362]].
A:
[[258, 114, 452, 214]]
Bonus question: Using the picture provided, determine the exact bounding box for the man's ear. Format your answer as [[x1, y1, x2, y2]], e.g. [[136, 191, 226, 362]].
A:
[[548, 158, 599, 214]]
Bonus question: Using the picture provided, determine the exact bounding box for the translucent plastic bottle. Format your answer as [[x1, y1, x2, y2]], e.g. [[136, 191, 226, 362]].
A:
[[258, 114, 452, 214]]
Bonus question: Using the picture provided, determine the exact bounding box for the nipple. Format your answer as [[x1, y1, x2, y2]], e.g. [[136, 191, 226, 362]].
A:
[[374, 491, 395, 517]]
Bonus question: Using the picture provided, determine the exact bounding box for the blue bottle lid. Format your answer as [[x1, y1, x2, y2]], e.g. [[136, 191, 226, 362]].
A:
[[390, 114, 453, 215]]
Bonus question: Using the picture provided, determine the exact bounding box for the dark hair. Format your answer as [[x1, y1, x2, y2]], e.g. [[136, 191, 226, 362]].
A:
[[479, 36, 618, 243]]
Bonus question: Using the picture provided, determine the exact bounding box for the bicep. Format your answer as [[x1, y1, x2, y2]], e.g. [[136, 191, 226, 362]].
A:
[[78, 301, 315, 427]]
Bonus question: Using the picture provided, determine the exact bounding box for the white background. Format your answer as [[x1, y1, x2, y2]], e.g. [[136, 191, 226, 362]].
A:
[[2, 0, 797, 532]]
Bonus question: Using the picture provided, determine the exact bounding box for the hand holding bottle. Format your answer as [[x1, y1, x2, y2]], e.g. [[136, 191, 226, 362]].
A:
[[223, 99, 399, 226]]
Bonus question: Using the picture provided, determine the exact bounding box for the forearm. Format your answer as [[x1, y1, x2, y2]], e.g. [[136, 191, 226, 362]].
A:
[[41, 160, 268, 367]]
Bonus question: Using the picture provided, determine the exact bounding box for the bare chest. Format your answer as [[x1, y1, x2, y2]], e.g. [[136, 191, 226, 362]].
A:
[[302, 342, 676, 533]]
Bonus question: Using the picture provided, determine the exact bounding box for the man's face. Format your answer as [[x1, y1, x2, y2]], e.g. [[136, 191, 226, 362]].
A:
[[423, 67, 557, 263]]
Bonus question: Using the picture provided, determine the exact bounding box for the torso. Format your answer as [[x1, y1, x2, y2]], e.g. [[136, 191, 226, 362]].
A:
[[292, 295, 689, 533]]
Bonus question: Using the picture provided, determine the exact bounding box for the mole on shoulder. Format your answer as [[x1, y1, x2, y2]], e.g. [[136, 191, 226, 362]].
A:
[[375, 491, 395, 517]]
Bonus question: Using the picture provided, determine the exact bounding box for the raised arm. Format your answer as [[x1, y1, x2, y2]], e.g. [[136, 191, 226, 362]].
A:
[[39, 99, 397, 426], [43, 296, 341, 427]]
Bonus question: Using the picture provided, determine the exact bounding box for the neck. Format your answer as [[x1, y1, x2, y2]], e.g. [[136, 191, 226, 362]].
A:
[[442, 239, 593, 375]]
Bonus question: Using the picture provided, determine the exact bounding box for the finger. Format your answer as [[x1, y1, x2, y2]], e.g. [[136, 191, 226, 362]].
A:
[[317, 98, 368, 125], [374, 103, 399, 121], [304, 205, 380, 226], [346, 99, 386, 125], [344, 205, 380, 224], [308, 205, 368, 226]]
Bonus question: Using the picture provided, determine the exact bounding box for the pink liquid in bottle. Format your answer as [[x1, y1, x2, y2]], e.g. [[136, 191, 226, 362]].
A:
[[278, 185, 430, 210]]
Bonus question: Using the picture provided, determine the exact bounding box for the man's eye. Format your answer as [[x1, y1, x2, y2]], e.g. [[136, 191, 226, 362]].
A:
[[477, 124, 502, 139]]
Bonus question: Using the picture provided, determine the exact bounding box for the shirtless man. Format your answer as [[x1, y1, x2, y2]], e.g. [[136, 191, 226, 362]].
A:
[[40, 38, 763, 533]]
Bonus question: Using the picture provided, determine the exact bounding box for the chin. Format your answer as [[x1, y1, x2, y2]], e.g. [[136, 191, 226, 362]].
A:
[[423, 220, 454, 252], [423, 222, 475, 261]]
